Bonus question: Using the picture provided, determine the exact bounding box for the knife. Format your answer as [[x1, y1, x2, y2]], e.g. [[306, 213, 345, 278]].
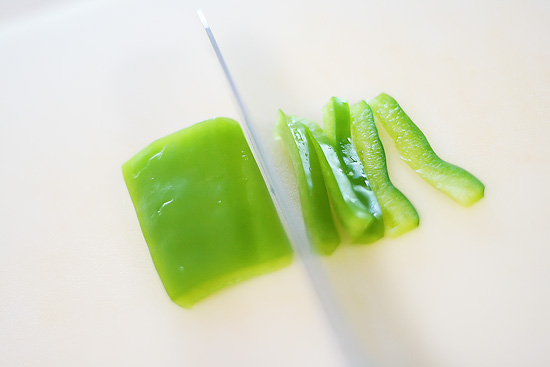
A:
[[196, 9, 371, 367]]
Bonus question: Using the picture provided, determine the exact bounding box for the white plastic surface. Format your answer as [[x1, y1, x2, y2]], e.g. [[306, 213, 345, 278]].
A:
[[0, 1, 549, 366]]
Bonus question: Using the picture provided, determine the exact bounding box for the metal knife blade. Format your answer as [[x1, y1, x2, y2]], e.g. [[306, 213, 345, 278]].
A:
[[196, 9, 370, 367]]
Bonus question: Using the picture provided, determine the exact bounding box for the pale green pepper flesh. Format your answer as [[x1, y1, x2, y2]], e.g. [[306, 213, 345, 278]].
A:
[[122, 118, 293, 308], [276, 111, 340, 255], [296, 117, 380, 242], [369, 93, 485, 207], [322, 97, 384, 244], [350, 100, 419, 237]]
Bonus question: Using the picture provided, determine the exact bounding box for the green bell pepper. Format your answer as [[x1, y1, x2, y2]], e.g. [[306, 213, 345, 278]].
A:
[[322, 97, 384, 243], [122, 117, 293, 308], [276, 111, 340, 255], [350, 100, 419, 237], [369, 93, 484, 207], [283, 116, 379, 243]]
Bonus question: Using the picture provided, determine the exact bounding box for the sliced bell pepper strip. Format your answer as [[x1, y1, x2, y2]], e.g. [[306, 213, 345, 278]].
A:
[[322, 97, 384, 243], [350, 100, 419, 237], [122, 117, 293, 308], [291, 116, 380, 243], [276, 111, 340, 255], [369, 93, 485, 207]]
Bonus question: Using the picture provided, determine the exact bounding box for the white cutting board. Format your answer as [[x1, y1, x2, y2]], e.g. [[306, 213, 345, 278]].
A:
[[1, 1, 549, 366]]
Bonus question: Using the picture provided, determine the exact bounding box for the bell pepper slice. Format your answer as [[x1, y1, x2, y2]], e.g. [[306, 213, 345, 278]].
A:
[[322, 97, 384, 243], [288, 116, 379, 243], [369, 93, 485, 207], [350, 100, 419, 237], [122, 117, 293, 308], [276, 110, 340, 255]]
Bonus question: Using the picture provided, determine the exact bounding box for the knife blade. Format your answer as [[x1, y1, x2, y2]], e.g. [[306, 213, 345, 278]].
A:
[[196, 9, 371, 367]]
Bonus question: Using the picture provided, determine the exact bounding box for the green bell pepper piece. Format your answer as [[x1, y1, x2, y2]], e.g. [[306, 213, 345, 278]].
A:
[[369, 93, 485, 207], [276, 110, 340, 255], [289, 116, 379, 243], [122, 117, 293, 308], [322, 97, 384, 243], [350, 100, 419, 237]]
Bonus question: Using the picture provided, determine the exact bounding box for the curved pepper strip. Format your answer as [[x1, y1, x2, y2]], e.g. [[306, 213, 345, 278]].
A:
[[290, 116, 380, 243], [277, 111, 340, 255], [322, 97, 384, 243], [350, 100, 419, 237], [122, 118, 293, 308], [369, 93, 485, 207]]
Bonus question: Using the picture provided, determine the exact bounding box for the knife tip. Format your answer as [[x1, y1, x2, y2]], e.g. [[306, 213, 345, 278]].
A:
[[196, 8, 208, 28]]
